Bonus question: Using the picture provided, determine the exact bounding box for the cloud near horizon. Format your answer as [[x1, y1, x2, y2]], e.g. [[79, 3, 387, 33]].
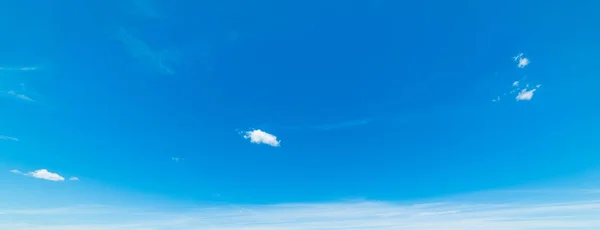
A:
[[2, 189, 600, 230]]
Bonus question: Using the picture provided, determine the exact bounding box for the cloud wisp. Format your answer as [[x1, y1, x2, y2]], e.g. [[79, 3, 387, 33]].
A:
[[172, 157, 183, 162], [117, 27, 178, 76], [0, 67, 38, 71], [242, 129, 281, 147], [2, 190, 600, 230], [10, 169, 74, 182], [316, 119, 370, 131], [6, 90, 34, 102], [0, 135, 19, 142]]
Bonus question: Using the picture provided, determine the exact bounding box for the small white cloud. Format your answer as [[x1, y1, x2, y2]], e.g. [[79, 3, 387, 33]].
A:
[[492, 96, 500, 102], [243, 129, 281, 147], [27, 169, 65, 182], [10, 169, 68, 182], [69, 177, 80, 181], [518, 57, 530, 68], [512, 81, 519, 87], [514, 53, 530, 68], [516, 88, 537, 101], [0, 135, 19, 142]]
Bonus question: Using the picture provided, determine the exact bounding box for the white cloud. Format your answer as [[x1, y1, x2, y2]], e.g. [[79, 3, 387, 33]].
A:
[[6, 90, 34, 102], [10, 169, 66, 182], [516, 88, 537, 101], [494, 80, 541, 102], [243, 129, 281, 147], [513, 53, 530, 68], [69, 177, 79, 181], [0, 135, 19, 142], [28, 169, 65, 182], [2, 190, 600, 230]]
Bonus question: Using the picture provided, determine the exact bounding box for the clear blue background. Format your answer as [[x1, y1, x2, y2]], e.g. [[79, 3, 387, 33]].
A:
[[1, 0, 599, 206]]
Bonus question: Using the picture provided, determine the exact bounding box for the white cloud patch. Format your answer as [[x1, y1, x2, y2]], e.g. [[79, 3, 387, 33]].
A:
[[243, 129, 281, 147], [2, 189, 600, 230], [513, 53, 530, 68], [69, 177, 79, 181], [0, 135, 19, 142], [494, 79, 541, 102], [10, 169, 67, 182], [28, 169, 65, 182], [516, 88, 537, 101]]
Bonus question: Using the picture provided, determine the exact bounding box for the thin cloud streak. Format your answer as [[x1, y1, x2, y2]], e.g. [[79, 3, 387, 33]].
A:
[[0, 67, 37, 71], [2, 190, 600, 230], [117, 27, 177, 75], [0, 135, 19, 142], [317, 119, 370, 130]]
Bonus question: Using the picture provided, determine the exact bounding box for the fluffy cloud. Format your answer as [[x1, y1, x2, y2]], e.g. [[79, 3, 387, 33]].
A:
[[10, 169, 66, 182], [516, 88, 537, 101], [28, 169, 65, 181], [69, 177, 80, 181], [513, 53, 530, 68], [243, 129, 281, 147]]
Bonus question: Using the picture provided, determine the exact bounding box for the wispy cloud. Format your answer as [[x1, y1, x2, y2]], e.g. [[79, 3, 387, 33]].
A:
[[127, 0, 164, 20], [6, 90, 34, 102], [513, 53, 530, 68], [0, 67, 37, 71], [2, 190, 600, 230], [171, 157, 182, 162], [117, 27, 177, 75], [0, 135, 19, 142], [317, 119, 370, 130], [68, 177, 80, 181], [242, 129, 281, 147], [10, 169, 67, 182]]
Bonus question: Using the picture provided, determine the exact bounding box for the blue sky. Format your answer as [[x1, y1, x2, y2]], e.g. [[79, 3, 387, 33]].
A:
[[2, 0, 600, 229]]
